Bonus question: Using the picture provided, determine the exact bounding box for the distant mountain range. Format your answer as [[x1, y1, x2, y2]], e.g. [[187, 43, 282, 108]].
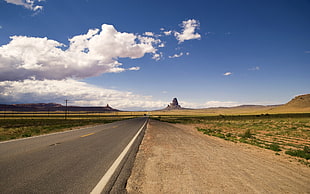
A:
[[0, 103, 119, 112]]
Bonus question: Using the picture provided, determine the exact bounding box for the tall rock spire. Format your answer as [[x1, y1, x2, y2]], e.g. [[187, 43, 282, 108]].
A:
[[165, 97, 182, 110]]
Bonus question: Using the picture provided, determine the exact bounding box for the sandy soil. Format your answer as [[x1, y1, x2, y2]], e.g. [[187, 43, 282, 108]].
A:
[[126, 119, 310, 194]]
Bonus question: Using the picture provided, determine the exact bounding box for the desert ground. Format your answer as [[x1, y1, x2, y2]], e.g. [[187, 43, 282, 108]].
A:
[[126, 119, 310, 193]]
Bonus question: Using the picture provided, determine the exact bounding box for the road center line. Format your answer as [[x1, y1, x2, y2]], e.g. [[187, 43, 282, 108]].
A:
[[80, 133, 95, 138], [90, 118, 148, 194]]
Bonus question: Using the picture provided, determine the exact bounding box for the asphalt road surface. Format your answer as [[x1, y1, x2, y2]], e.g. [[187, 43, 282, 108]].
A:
[[0, 117, 147, 194]]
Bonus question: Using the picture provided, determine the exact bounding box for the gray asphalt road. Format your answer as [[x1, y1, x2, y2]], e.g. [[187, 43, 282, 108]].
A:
[[0, 117, 147, 193]]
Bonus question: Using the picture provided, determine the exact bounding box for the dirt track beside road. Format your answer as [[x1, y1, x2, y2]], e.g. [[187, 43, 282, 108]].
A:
[[126, 119, 310, 193]]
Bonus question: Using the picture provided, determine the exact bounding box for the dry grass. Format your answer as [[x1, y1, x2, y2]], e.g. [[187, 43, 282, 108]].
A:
[[153, 113, 310, 166], [0, 112, 147, 141]]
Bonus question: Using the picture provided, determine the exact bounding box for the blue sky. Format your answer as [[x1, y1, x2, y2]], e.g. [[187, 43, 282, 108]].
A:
[[0, 0, 309, 110]]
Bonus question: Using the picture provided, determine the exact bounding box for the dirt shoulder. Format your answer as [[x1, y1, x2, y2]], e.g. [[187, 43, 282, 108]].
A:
[[126, 119, 310, 193]]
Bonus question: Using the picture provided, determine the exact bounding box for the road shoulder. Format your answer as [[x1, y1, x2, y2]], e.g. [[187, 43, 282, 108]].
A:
[[126, 119, 310, 193]]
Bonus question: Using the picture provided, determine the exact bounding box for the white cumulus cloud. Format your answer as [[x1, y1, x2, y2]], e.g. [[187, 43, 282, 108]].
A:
[[128, 66, 140, 71], [0, 20, 204, 110], [223, 72, 232, 76], [169, 52, 184, 58], [0, 24, 161, 81], [152, 52, 163, 61], [144, 32, 155, 36], [163, 30, 172, 36], [158, 43, 165, 48], [4, 0, 44, 11], [174, 19, 201, 43], [0, 79, 167, 110]]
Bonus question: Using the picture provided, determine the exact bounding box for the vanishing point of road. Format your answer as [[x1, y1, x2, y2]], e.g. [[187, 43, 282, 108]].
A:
[[0, 117, 148, 193]]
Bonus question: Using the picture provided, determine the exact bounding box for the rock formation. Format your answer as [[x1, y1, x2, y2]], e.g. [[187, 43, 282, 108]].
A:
[[165, 98, 182, 110]]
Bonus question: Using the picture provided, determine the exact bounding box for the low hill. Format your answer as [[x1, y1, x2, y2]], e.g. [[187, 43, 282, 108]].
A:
[[197, 105, 279, 114], [269, 94, 310, 113], [284, 94, 310, 108]]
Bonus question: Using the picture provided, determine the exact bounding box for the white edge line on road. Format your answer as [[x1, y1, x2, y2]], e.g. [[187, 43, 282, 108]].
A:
[[90, 118, 148, 194]]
